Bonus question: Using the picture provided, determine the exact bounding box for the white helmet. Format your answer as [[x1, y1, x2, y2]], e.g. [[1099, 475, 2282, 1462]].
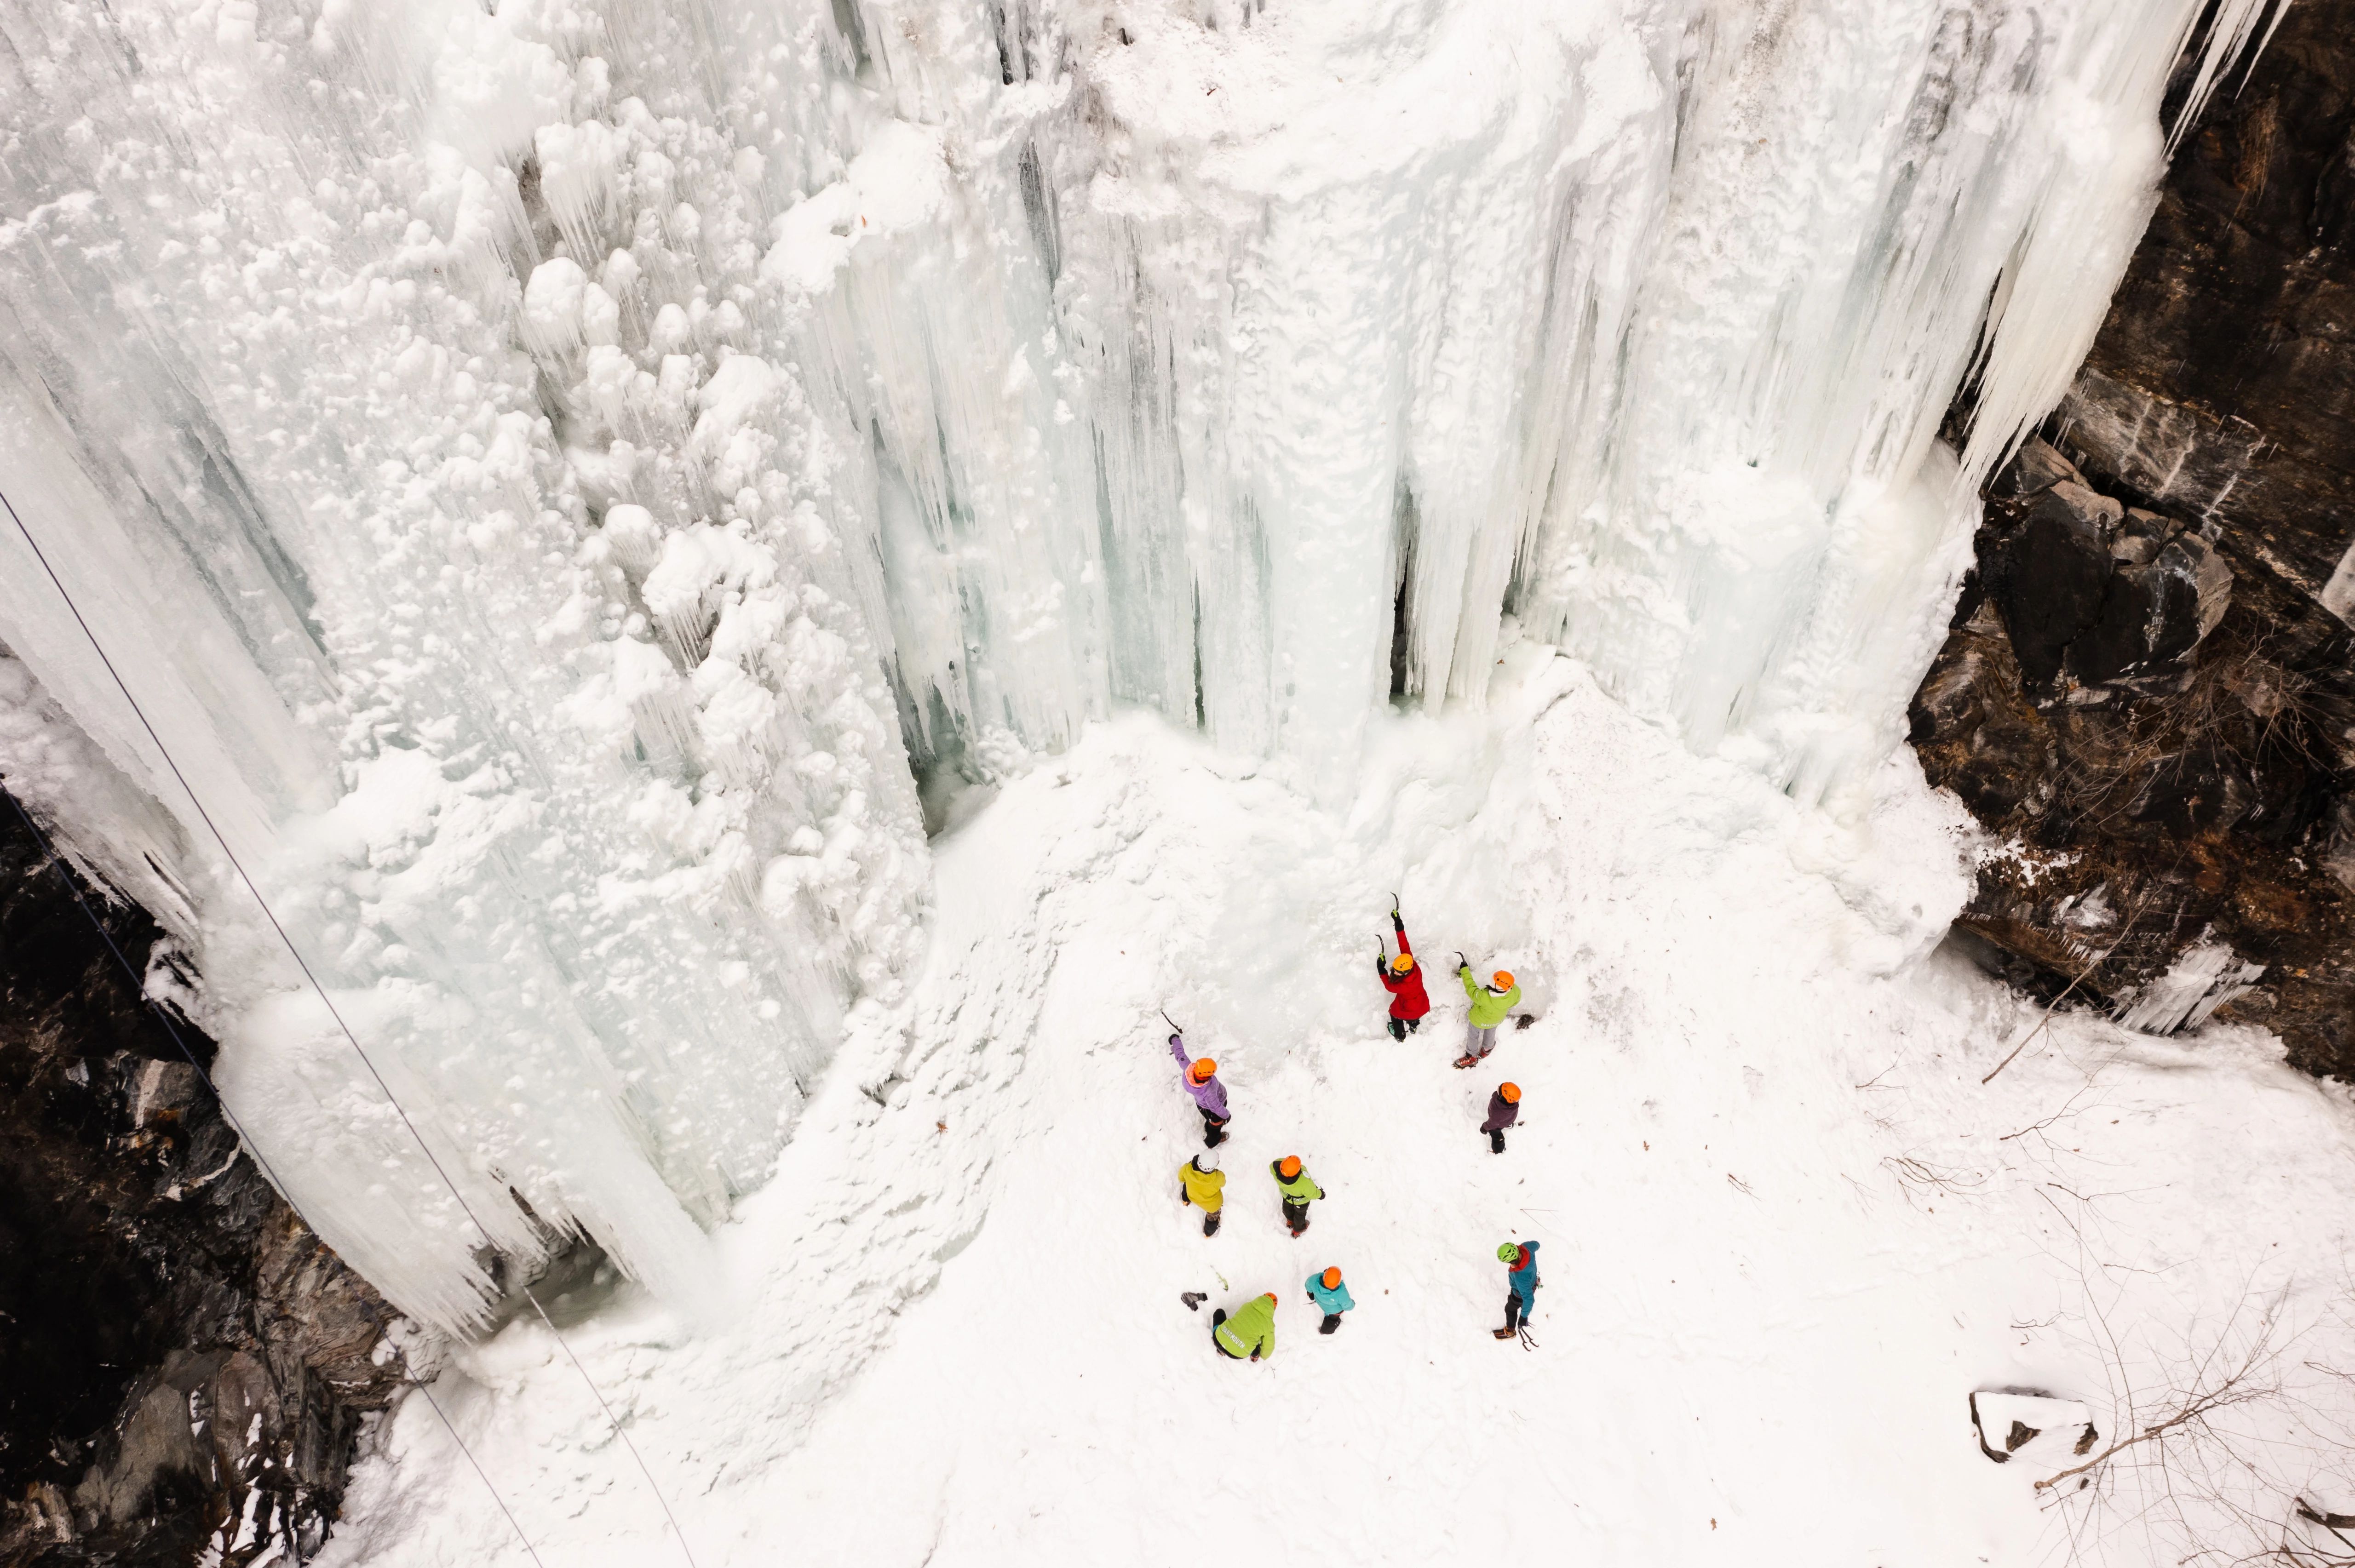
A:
[[1195, 1150, 1220, 1174]]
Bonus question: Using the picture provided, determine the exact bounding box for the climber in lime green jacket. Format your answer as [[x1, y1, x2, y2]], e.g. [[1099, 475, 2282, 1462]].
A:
[[1212, 1291, 1277, 1362], [1455, 963, 1521, 1068], [1271, 1154, 1323, 1236]]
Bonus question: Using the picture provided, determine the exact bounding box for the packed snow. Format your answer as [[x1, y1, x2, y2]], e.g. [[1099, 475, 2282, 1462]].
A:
[[315, 651, 2355, 1566]]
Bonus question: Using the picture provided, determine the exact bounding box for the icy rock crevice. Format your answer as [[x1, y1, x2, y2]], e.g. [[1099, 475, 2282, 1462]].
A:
[[0, 0, 2284, 1327]]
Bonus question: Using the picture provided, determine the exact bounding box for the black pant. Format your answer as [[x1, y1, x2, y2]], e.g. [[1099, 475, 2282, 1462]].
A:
[[1201, 1110, 1229, 1147], [1203, 1209, 1220, 1236], [1212, 1309, 1240, 1358], [1387, 1016, 1421, 1041], [1319, 1313, 1341, 1335], [1282, 1197, 1310, 1235], [1505, 1290, 1534, 1331], [1488, 1127, 1506, 1154]]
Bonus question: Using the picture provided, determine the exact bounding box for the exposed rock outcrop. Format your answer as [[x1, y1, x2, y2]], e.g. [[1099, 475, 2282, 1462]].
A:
[[1913, 0, 2355, 1076], [1913, 0, 2355, 1074], [0, 796, 403, 1566], [1913, 436, 2349, 1065]]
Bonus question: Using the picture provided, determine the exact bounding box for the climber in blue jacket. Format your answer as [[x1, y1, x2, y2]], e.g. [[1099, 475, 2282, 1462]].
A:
[[1305, 1265, 1355, 1335], [1494, 1240, 1540, 1339]]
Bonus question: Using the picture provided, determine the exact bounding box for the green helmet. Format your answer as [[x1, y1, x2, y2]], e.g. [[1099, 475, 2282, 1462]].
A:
[[1497, 1243, 1520, 1263]]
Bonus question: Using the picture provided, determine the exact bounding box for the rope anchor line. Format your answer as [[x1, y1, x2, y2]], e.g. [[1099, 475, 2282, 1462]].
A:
[[2, 485, 700, 1568]]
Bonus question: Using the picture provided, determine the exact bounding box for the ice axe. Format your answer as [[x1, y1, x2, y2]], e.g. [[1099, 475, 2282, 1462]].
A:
[[1160, 1007, 1184, 1037]]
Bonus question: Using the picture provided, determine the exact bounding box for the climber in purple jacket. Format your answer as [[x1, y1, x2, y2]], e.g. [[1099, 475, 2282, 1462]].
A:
[[1171, 1032, 1230, 1148]]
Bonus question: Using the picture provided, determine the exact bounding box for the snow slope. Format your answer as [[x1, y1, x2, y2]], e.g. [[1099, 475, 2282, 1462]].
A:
[[320, 644, 2355, 1567]]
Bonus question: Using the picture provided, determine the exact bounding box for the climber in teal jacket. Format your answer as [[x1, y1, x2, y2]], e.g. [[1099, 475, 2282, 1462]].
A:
[[1455, 963, 1522, 1068], [1305, 1265, 1354, 1335], [1494, 1240, 1541, 1339], [1212, 1292, 1278, 1361]]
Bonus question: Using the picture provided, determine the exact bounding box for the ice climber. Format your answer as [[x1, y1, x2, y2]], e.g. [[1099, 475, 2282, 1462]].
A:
[[1271, 1155, 1323, 1236], [1179, 1150, 1226, 1236], [1305, 1265, 1354, 1335], [1171, 1032, 1230, 1147], [1212, 1292, 1278, 1362], [1377, 907, 1431, 1041], [1455, 963, 1522, 1068], [1494, 1240, 1541, 1339], [1482, 1082, 1521, 1153]]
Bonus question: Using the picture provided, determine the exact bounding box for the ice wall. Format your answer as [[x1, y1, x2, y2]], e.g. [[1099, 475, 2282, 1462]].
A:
[[0, 0, 931, 1330], [0, 0, 2279, 1327]]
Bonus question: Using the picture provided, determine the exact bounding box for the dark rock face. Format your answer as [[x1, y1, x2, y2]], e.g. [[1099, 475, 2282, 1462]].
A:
[[1911, 0, 2355, 1076], [0, 797, 403, 1565], [2061, 0, 2355, 621]]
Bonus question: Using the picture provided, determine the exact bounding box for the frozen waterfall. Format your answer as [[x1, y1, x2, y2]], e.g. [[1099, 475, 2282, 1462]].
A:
[[0, 0, 2280, 1330]]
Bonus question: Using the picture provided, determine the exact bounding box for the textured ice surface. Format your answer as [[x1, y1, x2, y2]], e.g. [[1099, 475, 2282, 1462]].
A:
[[0, 0, 2283, 1324]]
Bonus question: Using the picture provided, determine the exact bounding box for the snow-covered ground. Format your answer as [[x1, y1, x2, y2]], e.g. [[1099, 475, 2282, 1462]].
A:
[[320, 643, 2355, 1567]]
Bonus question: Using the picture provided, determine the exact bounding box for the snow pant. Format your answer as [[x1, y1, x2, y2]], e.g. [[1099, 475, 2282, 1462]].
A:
[[1212, 1309, 1241, 1358], [1319, 1313, 1342, 1335], [1200, 1109, 1229, 1147], [1488, 1127, 1506, 1154], [1505, 1288, 1535, 1331], [1465, 1020, 1498, 1060], [1387, 1016, 1421, 1041], [1282, 1197, 1310, 1235]]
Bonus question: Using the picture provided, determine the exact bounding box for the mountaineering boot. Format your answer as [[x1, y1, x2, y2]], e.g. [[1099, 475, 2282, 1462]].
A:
[[1319, 1314, 1341, 1335], [1204, 1211, 1221, 1236], [1453, 1054, 1478, 1070], [1492, 1326, 1516, 1340]]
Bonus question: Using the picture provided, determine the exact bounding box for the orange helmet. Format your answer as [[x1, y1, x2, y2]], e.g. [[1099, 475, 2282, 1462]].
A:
[[1491, 970, 1514, 990], [1321, 1266, 1341, 1289], [1499, 1082, 1521, 1104], [1390, 953, 1414, 974], [1278, 1156, 1302, 1179], [1261, 1292, 1277, 1304], [1189, 1058, 1217, 1083]]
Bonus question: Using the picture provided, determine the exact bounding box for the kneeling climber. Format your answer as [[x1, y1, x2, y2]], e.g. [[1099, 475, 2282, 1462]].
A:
[[1271, 1155, 1323, 1237], [1212, 1291, 1278, 1362], [1305, 1265, 1354, 1335]]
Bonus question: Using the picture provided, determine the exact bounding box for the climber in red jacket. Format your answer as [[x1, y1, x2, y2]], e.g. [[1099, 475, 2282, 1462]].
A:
[[1377, 905, 1432, 1041]]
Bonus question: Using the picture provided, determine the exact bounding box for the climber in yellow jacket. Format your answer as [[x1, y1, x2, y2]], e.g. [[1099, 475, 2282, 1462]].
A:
[[1178, 1150, 1225, 1236]]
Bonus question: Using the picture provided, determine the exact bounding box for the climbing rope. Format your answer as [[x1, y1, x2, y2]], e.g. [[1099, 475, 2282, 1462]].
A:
[[5, 791, 549, 1568], [2, 485, 700, 1568]]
